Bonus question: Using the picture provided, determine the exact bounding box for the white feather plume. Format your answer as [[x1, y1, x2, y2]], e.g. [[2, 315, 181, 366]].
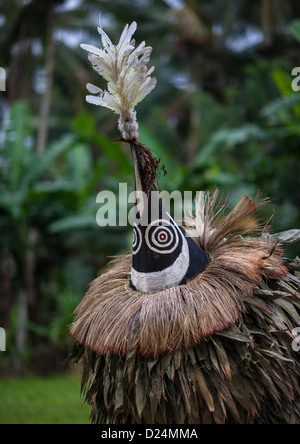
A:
[[81, 19, 157, 140]]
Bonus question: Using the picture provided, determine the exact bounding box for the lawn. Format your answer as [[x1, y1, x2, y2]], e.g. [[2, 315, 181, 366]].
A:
[[0, 374, 91, 424]]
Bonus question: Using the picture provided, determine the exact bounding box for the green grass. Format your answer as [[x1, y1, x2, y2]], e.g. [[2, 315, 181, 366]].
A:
[[0, 374, 91, 424]]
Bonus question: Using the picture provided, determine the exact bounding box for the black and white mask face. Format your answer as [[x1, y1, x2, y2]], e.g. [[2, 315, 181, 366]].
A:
[[130, 193, 209, 294], [130, 146, 209, 294], [131, 212, 189, 293]]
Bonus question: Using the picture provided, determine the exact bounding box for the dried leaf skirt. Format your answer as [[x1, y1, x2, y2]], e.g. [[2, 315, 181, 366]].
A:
[[69, 193, 300, 424]]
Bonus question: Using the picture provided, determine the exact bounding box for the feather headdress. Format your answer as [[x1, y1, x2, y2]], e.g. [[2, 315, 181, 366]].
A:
[[81, 19, 156, 141]]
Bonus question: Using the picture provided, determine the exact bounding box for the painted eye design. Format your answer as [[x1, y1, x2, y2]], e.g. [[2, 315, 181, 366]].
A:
[[132, 224, 142, 255], [145, 219, 180, 254]]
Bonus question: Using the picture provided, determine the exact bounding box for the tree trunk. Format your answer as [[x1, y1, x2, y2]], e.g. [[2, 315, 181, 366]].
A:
[[8, 22, 31, 104], [261, 0, 272, 46], [36, 5, 56, 154]]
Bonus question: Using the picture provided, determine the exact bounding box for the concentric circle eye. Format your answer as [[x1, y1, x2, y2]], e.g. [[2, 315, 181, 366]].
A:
[[132, 224, 142, 255], [151, 226, 175, 248], [145, 219, 179, 254]]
